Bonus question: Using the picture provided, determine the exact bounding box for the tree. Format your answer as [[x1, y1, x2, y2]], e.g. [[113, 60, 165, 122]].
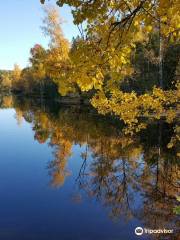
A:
[[1, 73, 12, 91], [40, 1, 179, 90], [41, 6, 77, 96], [40, 1, 179, 128], [29, 44, 47, 98], [11, 64, 22, 91]]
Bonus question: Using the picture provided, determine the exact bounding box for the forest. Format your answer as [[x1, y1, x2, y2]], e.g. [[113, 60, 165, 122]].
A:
[[0, 0, 179, 145]]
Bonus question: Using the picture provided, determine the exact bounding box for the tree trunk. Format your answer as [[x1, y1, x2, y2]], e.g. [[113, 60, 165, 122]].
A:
[[159, 21, 163, 89]]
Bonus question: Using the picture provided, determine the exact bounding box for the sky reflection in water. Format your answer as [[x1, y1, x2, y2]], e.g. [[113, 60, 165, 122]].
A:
[[0, 100, 179, 240]]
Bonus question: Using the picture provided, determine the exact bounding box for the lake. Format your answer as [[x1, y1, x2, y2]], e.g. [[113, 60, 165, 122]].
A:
[[0, 96, 179, 240]]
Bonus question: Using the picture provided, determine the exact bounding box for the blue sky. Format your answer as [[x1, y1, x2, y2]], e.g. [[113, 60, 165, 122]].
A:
[[0, 0, 79, 70]]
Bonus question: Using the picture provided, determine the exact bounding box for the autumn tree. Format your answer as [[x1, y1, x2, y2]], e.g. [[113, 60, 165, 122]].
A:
[[40, 1, 179, 131], [29, 44, 47, 98], [11, 64, 22, 91], [41, 0, 179, 88], [41, 6, 77, 96], [0, 72, 12, 92]]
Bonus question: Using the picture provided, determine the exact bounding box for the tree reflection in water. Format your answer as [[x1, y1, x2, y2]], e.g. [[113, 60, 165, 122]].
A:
[[1, 95, 179, 239]]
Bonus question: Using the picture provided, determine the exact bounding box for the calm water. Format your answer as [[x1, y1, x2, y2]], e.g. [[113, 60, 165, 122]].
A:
[[0, 96, 179, 240]]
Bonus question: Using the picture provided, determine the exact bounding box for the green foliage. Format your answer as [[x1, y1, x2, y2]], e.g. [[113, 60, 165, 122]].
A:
[[173, 197, 180, 215], [0, 70, 12, 91], [174, 206, 180, 214]]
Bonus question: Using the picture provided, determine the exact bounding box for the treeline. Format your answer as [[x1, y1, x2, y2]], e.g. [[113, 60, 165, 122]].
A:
[[0, 2, 179, 135], [0, 61, 59, 99], [1, 34, 179, 98], [0, 6, 179, 99], [0, 8, 92, 102]]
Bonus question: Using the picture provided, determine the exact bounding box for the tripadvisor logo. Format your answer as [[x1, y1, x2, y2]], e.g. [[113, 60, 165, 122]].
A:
[[135, 227, 143, 236], [135, 226, 174, 236]]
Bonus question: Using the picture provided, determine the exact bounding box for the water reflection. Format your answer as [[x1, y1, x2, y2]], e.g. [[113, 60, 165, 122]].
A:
[[0, 95, 179, 239]]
